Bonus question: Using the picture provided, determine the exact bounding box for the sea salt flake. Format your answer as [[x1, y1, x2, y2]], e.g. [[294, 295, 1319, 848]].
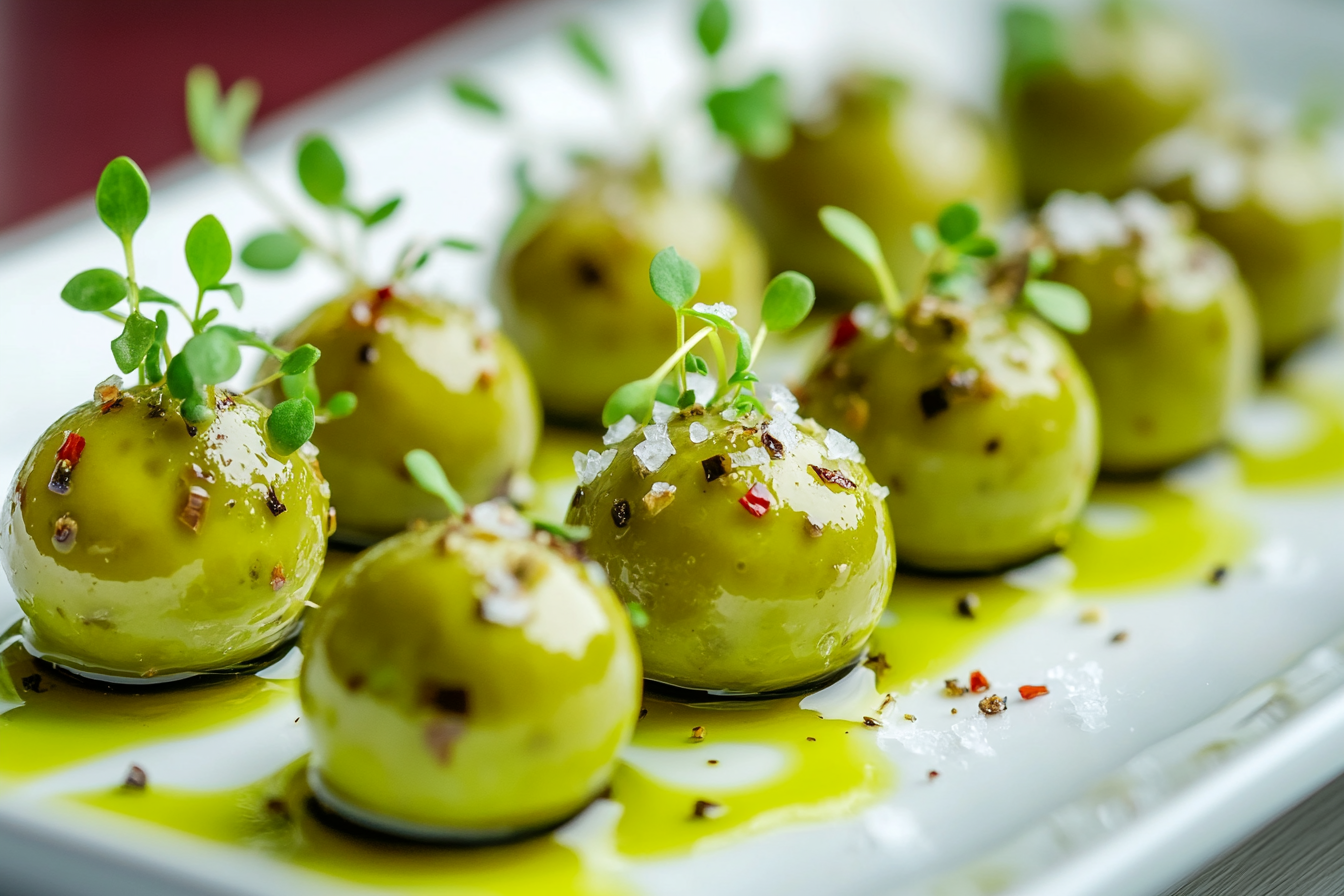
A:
[[479, 568, 531, 626], [720, 407, 740, 422], [603, 415, 638, 445], [469, 499, 533, 539], [643, 481, 676, 516], [652, 402, 677, 424], [764, 383, 800, 422], [1041, 191, 1127, 255], [573, 449, 617, 487], [633, 424, 675, 474], [729, 446, 770, 468], [1046, 662, 1109, 732], [690, 302, 738, 322], [689, 422, 710, 443], [764, 418, 802, 453], [868, 483, 891, 500], [824, 429, 864, 462], [686, 371, 717, 405]]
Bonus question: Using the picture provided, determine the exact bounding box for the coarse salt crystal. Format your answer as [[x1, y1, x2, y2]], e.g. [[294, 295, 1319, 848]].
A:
[[764, 383, 800, 421], [765, 418, 803, 453], [479, 568, 531, 626], [687, 371, 717, 406], [869, 483, 890, 500], [721, 407, 740, 422], [633, 424, 675, 473], [1041, 191, 1127, 255], [469, 499, 533, 539], [691, 302, 738, 321], [825, 429, 864, 462], [652, 402, 677, 424], [603, 415, 638, 445], [573, 449, 617, 486], [643, 481, 677, 515], [729, 446, 770, 468], [689, 422, 710, 443]]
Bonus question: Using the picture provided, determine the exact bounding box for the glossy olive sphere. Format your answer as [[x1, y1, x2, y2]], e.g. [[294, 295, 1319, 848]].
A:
[[802, 301, 1099, 573], [1037, 191, 1259, 473], [1140, 106, 1344, 362], [302, 505, 639, 839], [264, 289, 540, 544], [566, 409, 894, 695], [1002, 3, 1216, 205], [495, 163, 767, 426], [1, 386, 329, 681], [732, 73, 1018, 307]]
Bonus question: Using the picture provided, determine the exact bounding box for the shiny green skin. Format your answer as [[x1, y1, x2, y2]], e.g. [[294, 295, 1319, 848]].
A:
[[1049, 242, 1259, 474], [265, 291, 540, 543], [731, 74, 1018, 308], [802, 306, 1099, 573], [567, 413, 894, 695], [495, 165, 767, 427], [1, 387, 329, 679], [1003, 9, 1215, 205], [1151, 151, 1344, 363], [302, 518, 640, 835]]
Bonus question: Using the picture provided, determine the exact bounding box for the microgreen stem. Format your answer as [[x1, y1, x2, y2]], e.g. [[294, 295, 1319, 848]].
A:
[[676, 313, 687, 393], [193, 288, 205, 332], [651, 326, 713, 388], [232, 163, 359, 279], [100, 309, 128, 324], [749, 322, 768, 368], [873, 256, 902, 319], [242, 370, 284, 396], [120, 237, 141, 314], [707, 329, 729, 400]]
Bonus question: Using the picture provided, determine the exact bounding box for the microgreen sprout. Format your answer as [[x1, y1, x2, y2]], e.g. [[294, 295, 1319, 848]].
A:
[[602, 249, 814, 426], [404, 449, 466, 517], [59, 155, 352, 454], [821, 201, 1089, 335], [186, 66, 478, 291]]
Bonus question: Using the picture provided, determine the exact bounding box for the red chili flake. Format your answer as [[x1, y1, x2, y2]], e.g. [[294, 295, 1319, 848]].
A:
[[271, 564, 287, 592], [762, 431, 785, 458], [48, 432, 86, 495], [99, 398, 124, 415], [809, 465, 857, 490], [1018, 684, 1049, 700], [969, 670, 990, 693], [829, 313, 860, 350], [375, 285, 395, 303], [927, 770, 940, 781], [739, 483, 773, 517], [264, 487, 287, 517]]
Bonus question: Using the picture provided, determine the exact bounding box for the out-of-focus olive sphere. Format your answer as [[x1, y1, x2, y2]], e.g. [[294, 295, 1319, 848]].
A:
[[494, 161, 767, 427], [732, 73, 1018, 308]]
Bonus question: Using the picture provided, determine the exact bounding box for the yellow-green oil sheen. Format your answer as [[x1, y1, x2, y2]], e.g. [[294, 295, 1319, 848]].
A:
[[7, 420, 1304, 893]]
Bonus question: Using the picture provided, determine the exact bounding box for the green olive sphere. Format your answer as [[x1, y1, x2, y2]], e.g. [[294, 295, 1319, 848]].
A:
[[264, 290, 540, 544], [302, 504, 639, 839], [1, 386, 329, 681], [731, 73, 1018, 307], [1035, 191, 1259, 473], [801, 301, 1099, 573], [566, 408, 894, 695], [1139, 105, 1344, 362], [1002, 3, 1216, 205], [494, 163, 767, 426]]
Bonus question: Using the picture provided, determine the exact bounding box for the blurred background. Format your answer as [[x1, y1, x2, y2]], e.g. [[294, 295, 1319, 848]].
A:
[[0, 0, 508, 232]]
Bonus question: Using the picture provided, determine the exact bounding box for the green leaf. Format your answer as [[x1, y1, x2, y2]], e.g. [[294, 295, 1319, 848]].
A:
[[1023, 280, 1091, 333], [728, 369, 759, 386], [325, 391, 357, 419], [281, 370, 320, 406], [1028, 246, 1056, 277], [362, 196, 401, 228], [210, 324, 281, 356], [280, 344, 322, 376], [199, 308, 221, 328], [182, 329, 242, 384], [144, 344, 163, 384], [1003, 5, 1065, 88], [153, 309, 170, 347], [138, 285, 187, 314], [184, 214, 232, 291], [655, 381, 680, 405], [677, 389, 697, 410], [761, 270, 815, 332], [267, 398, 316, 456], [733, 392, 765, 415], [296, 135, 347, 206], [61, 268, 127, 312], [241, 231, 303, 271], [165, 353, 196, 400], [696, 0, 731, 57], [404, 449, 465, 516], [911, 222, 939, 255], [442, 238, 479, 252], [707, 73, 792, 158], [533, 519, 591, 542], [448, 77, 504, 117], [110, 312, 157, 374], [210, 282, 244, 309], [181, 391, 215, 426], [820, 206, 883, 268], [565, 24, 613, 82], [959, 235, 999, 258], [603, 378, 659, 427], [185, 66, 223, 160], [732, 323, 753, 373], [685, 353, 709, 375], [682, 307, 737, 331], [96, 157, 151, 241], [625, 602, 649, 629], [936, 202, 980, 245], [185, 66, 259, 164], [649, 246, 701, 309]]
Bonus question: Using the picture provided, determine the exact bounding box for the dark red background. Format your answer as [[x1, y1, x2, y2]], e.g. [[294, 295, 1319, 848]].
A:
[[0, 0, 506, 233]]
